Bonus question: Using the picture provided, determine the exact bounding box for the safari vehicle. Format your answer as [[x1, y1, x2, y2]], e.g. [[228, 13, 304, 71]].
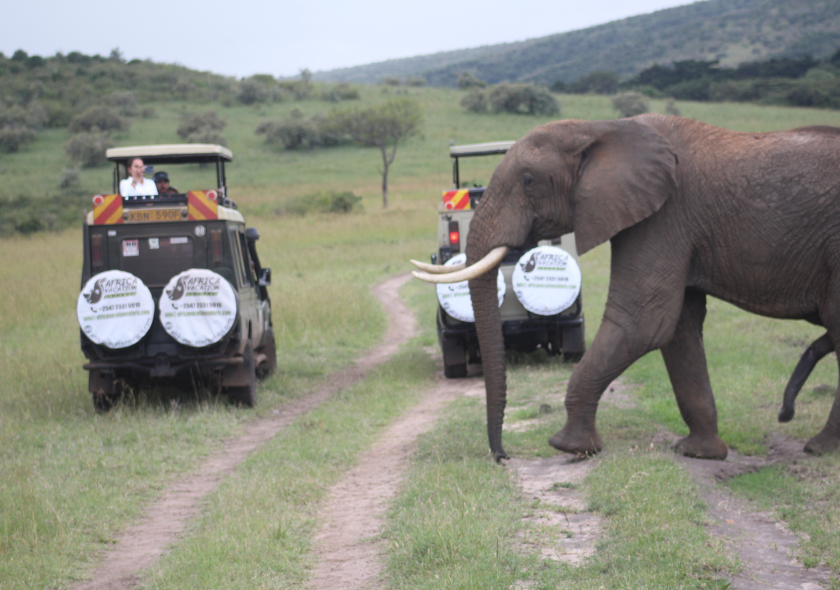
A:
[[429, 141, 585, 378], [78, 144, 275, 410]]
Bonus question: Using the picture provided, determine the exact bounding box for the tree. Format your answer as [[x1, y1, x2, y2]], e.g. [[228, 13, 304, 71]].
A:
[[332, 99, 422, 208]]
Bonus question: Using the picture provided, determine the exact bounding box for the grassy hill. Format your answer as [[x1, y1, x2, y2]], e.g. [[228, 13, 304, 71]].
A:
[[313, 0, 840, 85]]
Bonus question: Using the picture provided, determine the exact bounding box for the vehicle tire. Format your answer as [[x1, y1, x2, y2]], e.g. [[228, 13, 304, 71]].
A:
[[256, 329, 277, 380], [441, 336, 468, 379], [226, 343, 257, 407], [562, 323, 586, 363], [89, 370, 123, 413]]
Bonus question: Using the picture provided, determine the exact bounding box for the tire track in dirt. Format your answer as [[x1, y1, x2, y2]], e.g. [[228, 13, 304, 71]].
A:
[[306, 376, 483, 590], [73, 273, 416, 590], [675, 437, 834, 589]]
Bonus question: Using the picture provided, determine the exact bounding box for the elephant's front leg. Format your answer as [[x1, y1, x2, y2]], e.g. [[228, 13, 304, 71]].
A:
[[661, 290, 728, 460], [549, 317, 652, 455]]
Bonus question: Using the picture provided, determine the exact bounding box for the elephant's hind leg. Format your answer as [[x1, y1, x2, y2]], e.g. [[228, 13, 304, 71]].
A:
[[661, 290, 728, 460], [804, 333, 840, 454]]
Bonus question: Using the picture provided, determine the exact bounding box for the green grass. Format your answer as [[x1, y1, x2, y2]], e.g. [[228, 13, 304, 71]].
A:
[[3, 87, 840, 587]]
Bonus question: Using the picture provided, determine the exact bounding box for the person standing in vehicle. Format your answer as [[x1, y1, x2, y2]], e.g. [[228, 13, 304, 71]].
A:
[[119, 157, 158, 197]]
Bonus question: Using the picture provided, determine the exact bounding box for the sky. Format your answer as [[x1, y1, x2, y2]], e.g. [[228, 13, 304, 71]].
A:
[[2, 0, 700, 79]]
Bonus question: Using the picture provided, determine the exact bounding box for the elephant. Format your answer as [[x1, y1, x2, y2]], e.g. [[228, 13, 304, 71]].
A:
[[414, 114, 840, 461]]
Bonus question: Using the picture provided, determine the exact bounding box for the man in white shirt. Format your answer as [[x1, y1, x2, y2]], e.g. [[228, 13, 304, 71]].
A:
[[119, 157, 159, 197]]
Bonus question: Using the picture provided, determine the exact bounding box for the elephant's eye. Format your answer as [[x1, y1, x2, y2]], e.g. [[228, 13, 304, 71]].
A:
[[522, 174, 535, 189]]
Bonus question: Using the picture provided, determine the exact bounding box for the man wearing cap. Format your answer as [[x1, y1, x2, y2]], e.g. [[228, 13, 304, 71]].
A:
[[154, 171, 179, 195]]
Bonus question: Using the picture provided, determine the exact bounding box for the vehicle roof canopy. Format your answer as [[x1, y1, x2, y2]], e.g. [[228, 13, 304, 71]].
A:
[[106, 144, 233, 165], [450, 141, 515, 158]]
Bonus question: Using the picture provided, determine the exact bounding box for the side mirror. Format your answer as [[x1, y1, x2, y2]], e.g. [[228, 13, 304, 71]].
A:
[[245, 227, 260, 241], [259, 268, 271, 287]]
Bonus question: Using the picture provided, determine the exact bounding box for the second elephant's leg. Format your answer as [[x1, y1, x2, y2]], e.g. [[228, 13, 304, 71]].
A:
[[661, 290, 728, 460]]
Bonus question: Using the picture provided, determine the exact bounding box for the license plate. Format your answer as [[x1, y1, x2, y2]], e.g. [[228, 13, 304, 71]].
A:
[[125, 208, 184, 223]]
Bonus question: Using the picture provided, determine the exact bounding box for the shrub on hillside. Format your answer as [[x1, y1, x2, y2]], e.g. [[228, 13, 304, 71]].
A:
[[237, 78, 269, 105], [68, 106, 128, 133], [488, 83, 559, 116], [612, 92, 649, 117], [177, 110, 228, 144], [65, 131, 114, 167], [110, 90, 138, 116], [275, 191, 363, 215], [381, 76, 401, 86], [406, 76, 426, 87], [457, 72, 486, 89], [0, 126, 36, 153], [320, 83, 360, 102], [255, 108, 334, 150], [460, 89, 488, 113]]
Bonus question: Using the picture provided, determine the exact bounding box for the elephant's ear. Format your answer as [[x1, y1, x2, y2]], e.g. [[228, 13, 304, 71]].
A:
[[572, 119, 678, 254]]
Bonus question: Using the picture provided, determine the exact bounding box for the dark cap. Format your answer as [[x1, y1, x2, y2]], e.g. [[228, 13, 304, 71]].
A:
[[153, 171, 169, 182]]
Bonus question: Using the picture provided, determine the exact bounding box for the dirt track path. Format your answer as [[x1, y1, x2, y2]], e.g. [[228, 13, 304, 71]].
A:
[[73, 273, 416, 590]]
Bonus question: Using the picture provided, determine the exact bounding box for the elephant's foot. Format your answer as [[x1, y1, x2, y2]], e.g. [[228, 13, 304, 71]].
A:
[[549, 423, 602, 456], [673, 433, 728, 460], [804, 430, 840, 455]]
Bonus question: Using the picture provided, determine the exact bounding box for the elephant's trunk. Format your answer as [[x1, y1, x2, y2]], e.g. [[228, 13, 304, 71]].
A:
[[468, 268, 509, 461]]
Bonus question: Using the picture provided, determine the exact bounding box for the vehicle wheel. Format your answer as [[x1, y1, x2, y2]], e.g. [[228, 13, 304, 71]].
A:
[[441, 336, 468, 379], [256, 329, 277, 380], [89, 370, 123, 413], [562, 323, 586, 363], [226, 343, 257, 407]]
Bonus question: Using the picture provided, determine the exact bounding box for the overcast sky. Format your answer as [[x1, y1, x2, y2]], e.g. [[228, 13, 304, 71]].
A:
[[3, 0, 700, 79]]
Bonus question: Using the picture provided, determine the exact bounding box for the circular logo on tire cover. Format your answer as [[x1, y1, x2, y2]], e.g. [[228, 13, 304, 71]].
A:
[[77, 270, 154, 349], [512, 246, 581, 316], [159, 269, 238, 347], [435, 253, 505, 323]]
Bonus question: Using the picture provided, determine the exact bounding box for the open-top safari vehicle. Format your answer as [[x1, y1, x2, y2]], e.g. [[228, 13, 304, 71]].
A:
[[417, 140, 585, 378], [78, 144, 275, 410]]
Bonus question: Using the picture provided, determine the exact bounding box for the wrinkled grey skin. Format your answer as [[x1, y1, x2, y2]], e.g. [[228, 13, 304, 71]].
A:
[[466, 114, 840, 461]]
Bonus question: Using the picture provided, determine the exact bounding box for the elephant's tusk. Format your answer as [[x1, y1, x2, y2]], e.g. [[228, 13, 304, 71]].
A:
[[411, 246, 509, 284], [409, 259, 466, 273]]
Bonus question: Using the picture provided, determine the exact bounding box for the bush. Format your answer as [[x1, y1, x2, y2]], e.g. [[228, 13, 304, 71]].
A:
[[569, 71, 619, 94], [460, 89, 488, 113], [457, 72, 486, 89], [405, 76, 426, 87], [68, 106, 128, 133], [612, 91, 649, 117], [255, 108, 325, 150], [665, 99, 681, 116], [320, 83, 360, 102], [110, 90, 137, 116], [488, 83, 559, 116], [275, 191, 363, 215], [65, 132, 114, 167], [237, 77, 269, 105], [177, 111, 227, 144], [59, 167, 82, 191], [381, 76, 401, 86], [0, 126, 36, 152]]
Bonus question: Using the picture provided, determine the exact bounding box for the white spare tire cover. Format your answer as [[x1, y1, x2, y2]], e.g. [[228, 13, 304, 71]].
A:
[[436, 253, 505, 323], [159, 269, 238, 347], [77, 270, 154, 349], [512, 246, 581, 316]]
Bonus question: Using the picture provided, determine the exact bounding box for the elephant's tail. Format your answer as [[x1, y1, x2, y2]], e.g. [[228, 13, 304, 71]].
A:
[[779, 333, 834, 422]]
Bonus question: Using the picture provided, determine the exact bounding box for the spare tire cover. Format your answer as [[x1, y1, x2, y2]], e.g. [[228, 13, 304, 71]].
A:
[[435, 253, 505, 323], [159, 269, 238, 347], [512, 246, 581, 316], [77, 270, 154, 349]]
